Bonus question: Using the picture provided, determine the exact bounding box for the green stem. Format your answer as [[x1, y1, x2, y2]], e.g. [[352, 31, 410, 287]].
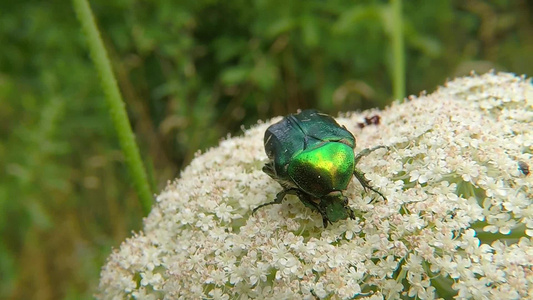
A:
[[72, 0, 153, 215], [391, 0, 405, 101], [474, 224, 527, 244]]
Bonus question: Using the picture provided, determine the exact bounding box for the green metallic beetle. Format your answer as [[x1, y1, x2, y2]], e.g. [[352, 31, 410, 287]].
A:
[[253, 109, 386, 227]]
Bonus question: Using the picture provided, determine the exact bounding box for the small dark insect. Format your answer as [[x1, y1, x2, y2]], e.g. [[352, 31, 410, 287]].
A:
[[357, 114, 381, 128], [518, 161, 530, 176]]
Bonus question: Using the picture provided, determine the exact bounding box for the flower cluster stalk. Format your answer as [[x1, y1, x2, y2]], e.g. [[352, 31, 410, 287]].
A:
[[72, 0, 152, 215]]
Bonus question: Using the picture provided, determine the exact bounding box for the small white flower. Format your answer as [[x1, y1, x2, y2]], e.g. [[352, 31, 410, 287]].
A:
[[205, 268, 227, 285], [409, 169, 429, 184], [208, 288, 229, 300], [479, 177, 507, 198], [376, 255, 398, 278], [458, 160, 480, 182], [403, 214, 425, 232], [249, 262, 269, 285], [484, 212, 517, 234], [140, 271, 163, 290], [381, 279, 404, 298], [131, 287, 157, 300], [214, 203, 235, 222], [227, 264, 246, 285]]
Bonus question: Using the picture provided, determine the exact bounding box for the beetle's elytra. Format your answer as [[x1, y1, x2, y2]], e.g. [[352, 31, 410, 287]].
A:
[[253, 109, 386, 228]]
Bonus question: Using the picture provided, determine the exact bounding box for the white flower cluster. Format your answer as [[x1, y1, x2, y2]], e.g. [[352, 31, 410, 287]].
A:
[[98, 72, 532, 299]]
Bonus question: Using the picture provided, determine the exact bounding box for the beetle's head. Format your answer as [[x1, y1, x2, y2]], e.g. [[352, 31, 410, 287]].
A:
[[321, 192, 355, 223], [288, 142, 355, 198]]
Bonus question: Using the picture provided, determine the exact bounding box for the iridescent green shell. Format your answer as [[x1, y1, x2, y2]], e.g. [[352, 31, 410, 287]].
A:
[[261, 110, 358, 226]]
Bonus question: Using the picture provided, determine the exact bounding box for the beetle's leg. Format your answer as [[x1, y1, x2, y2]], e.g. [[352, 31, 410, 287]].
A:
[[262, 162, 276, 178], [322, 217, 329, 228], [343, 196, 356, 220], [315, 207, 331, 228], [354, 145, 388, 166], [319, 209, 332, 228], [294, 193, 333, 228], [298, 194, 331, 228], [252, 188, 300, 215], [353, 168, 386, 200], [353, 145, 387, 200]]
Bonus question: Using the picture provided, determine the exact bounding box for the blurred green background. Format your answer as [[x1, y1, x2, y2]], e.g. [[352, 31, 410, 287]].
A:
[[1, 0, 531, 298]]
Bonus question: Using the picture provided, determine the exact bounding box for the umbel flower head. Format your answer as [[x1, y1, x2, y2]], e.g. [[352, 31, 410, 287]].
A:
[[99, 72, 532, 299]]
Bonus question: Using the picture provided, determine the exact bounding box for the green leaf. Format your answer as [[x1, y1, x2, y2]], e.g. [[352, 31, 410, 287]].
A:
[[221, 66, 250, 86]]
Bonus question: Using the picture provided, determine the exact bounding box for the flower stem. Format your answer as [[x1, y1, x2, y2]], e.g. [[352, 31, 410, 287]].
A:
[[391, 0, 405, 101], [72, 0, 153, 215]]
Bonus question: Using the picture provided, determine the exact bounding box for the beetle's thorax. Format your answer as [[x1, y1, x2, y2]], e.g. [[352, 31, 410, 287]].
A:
[[287, 142, 355, 198]]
